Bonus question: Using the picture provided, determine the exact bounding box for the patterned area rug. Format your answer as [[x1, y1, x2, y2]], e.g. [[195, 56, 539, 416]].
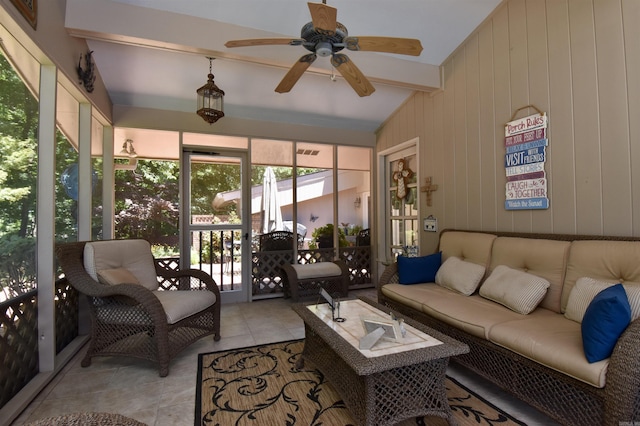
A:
[[196, 340, 526, 426]]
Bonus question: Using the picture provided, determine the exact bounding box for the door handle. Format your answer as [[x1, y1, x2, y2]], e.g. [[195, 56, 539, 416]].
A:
[[244, 233, 249, 240]]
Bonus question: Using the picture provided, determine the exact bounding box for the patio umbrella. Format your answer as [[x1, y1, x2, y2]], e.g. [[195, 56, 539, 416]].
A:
[[261, 167, 283, 233]]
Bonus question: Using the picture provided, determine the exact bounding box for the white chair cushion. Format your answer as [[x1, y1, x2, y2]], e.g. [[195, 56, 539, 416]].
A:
[[153, 290, 217, 324], [435, 256, 485, 296], [291, 262, 342, 279], [84, 240, 159, 291], [479, 265, 550, 314], [95, 290, 217, 325]]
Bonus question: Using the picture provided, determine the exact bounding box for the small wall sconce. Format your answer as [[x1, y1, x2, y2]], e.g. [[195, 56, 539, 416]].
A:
[[354, 196, 361, 208], [115, 139, 138, 170], [119, 139, 137, 158]]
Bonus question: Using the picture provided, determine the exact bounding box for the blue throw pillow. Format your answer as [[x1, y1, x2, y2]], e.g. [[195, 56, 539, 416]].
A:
[[397, 252, 442, 285], [581, 284, 631, 363]]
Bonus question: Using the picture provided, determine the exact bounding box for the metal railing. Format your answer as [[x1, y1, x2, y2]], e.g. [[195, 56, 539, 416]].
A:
[[187, 230, 373, 297]]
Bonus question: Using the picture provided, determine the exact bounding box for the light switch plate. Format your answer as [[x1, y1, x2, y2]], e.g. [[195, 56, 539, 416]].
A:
[[424, 217, 438, 232]]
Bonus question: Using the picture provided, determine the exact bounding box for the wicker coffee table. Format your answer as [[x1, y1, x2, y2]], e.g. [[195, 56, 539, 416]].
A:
[[292, 297, 469, 426]]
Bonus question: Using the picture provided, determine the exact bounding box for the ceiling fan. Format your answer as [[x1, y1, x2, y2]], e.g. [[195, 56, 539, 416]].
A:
[[224, 1, 423, 97]]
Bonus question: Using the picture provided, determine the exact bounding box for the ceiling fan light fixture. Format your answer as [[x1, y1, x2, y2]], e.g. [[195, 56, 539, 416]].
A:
[[224, 2, 421, 97], [196, 57, 225, 125], [315, 41, 332, 57]]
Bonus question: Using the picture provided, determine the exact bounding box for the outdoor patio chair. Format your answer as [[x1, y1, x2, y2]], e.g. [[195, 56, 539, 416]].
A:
[[356, 228, 370, 246], [259, 230, 293, 251], [55, 239, 221, 377], [254, 231, 293, 293]]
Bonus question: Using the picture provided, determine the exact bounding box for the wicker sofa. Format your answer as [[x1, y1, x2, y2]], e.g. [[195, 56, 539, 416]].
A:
[[378, 229, 640, 426]]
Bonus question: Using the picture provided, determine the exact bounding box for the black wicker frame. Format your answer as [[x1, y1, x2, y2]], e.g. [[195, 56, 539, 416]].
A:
[[377, 229, 640, 426], [55, 240, 221, 377]]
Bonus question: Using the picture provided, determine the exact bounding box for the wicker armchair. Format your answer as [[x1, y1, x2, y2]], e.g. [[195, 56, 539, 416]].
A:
[[55, 239, 221, 377]]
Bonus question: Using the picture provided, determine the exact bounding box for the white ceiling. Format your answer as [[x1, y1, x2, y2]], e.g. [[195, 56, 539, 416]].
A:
[[65, 0, 502, 133]]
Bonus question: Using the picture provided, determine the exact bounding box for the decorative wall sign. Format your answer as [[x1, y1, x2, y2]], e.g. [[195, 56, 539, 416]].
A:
[[504, 110, 549, 210], [10, 0, 37, 29]]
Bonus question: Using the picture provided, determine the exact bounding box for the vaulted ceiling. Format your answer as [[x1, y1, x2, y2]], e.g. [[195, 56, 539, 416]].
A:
[[65, 0, 502, 133]]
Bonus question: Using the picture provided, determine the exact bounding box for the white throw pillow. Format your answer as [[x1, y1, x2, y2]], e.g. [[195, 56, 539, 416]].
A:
[[565, 277, 640, 323], [479, 265, 550, 314], [435, 256, 485, 296]]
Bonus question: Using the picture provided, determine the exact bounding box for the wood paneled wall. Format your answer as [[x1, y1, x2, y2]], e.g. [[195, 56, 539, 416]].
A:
[[377, 0, 640, 252]]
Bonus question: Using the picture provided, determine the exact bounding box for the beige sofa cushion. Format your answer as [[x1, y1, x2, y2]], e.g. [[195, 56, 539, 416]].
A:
[[435, 256, 485, 296], [439, 231, 496, 269], [562, 240, 640, 312], [488, 314, 609, 388], [84, 240, 159, 291], [479, 265, 550, 314], [422, 293, 541, 339], [382, 282, 526, 339], [489, 237, 570, 313], [381, 283, 438, 312]]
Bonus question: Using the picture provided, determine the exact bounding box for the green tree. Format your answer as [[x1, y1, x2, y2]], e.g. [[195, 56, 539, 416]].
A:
[[0, 55, 37, 141], [114, 160, 179, 248], [0, 136, 35, 235], [0, 54, 38, 297], [190, 162, 239, 215]]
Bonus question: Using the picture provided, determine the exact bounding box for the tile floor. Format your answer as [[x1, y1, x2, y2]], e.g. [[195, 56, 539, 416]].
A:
[[12, 289, 558, 425]]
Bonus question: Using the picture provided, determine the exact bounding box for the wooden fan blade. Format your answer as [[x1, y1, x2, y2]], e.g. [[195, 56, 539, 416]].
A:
[[275, 54, 317, 93], [225, 38, 303, 48], [308, 2, 337, 35], [330, 54, 375, 97], [345, 36, 423, 56]]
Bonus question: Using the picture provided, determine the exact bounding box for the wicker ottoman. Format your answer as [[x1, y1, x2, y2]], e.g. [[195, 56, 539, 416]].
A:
[[282, 260, 349, 302]]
